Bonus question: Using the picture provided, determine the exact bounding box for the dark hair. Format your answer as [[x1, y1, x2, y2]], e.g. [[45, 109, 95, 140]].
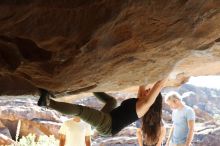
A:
[[142, 92, 162, 143]]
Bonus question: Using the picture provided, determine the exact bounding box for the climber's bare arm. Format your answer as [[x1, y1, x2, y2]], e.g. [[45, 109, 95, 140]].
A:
[[136, 79, 167, 118]]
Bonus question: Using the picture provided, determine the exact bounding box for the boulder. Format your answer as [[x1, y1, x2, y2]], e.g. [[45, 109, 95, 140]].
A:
[[0, 0, 220, 96], [0, 133, 15, 146]]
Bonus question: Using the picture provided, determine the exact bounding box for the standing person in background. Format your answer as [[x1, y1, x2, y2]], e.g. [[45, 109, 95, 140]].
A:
[[136, 92, 166, 146], [165, 92, 195, 146], [59, 117, 92, 146]]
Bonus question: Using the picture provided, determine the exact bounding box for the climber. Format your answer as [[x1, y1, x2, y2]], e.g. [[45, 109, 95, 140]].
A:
[[37, 78, 167, 136]]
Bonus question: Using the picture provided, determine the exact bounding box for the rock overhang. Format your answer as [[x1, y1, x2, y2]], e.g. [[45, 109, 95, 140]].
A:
[[0, 0, 219, 97]]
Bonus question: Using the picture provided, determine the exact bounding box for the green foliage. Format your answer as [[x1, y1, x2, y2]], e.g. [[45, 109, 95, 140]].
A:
[[16, 134, 59, 146]]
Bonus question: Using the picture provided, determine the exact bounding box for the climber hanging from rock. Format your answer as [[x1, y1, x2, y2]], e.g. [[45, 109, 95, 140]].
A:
[[37, 78, 167, 136]]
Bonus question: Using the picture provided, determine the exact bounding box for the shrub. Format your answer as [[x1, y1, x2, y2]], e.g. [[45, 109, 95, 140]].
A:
[[15, 134, 59, 146]]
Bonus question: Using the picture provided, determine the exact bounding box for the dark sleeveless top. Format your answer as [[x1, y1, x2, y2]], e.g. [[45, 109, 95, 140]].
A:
[[110, 98, 138, 135]]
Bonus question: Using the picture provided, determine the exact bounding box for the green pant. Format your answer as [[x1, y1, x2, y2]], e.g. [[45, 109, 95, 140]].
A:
[[49, 92, 117, 136]]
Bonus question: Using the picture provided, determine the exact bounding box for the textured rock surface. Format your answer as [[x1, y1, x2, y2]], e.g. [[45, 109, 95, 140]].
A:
[[19, 119, 61, 139], [0, 97, 61, 122], [194, 123, 220, 146], [0, 97, 62, 140], [0, 0, 220, 97], [0, 121, 12, 139], [0, 133, 15, 145]]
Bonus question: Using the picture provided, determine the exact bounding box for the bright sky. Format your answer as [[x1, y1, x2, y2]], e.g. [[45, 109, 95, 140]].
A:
[[187, 75, 220, 89]]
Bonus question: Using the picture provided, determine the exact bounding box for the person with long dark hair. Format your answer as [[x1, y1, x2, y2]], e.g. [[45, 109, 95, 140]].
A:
[[38, 79, 167, 137], [136, 91, 166, 146]]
